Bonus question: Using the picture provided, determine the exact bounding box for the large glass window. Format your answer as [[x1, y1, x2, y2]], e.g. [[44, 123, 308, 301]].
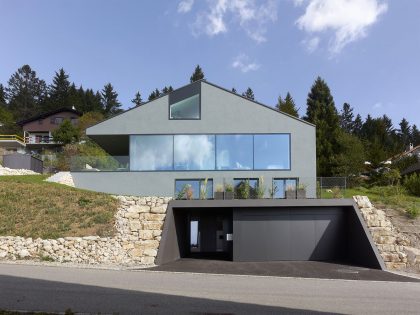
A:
[[174, 135, 215, 170], [130, 135, 173, 171], [216, 135, 253, 170], [272, 178, 297, 199], [170, 94, 200, 119], [254, 134, 290, 170], [234, 178, 259, 199], [175, 179, 213, 199]]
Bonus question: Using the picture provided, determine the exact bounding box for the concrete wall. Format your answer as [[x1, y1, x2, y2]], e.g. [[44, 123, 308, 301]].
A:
[[78, 81, 316, 197], [3, 154, 43, 173]]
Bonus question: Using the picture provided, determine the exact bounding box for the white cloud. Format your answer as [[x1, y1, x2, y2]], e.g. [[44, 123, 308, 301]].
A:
[[174, 135, 215, 170], [232, 54, 260, 73], [178, 0, 195, 13], [302, 36, 320, 53], [296, 0, 388, 54], [373, 102, 383, 109], [189, 0, 277, 43]]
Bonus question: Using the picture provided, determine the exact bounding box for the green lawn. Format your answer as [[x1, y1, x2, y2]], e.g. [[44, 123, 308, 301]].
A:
[[0, 175, 119, 239]]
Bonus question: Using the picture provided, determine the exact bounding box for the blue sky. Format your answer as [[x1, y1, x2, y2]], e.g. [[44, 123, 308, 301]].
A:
[[1, 0, 419, 127]]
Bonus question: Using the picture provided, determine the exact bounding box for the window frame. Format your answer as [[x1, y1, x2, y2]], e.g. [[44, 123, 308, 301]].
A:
[[174, 178, 214, 200], [272, 177, 299, 199], [168, 82, 201, 121]]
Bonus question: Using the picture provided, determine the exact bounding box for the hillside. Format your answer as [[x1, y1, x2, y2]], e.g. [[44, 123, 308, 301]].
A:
[[0, 175, 119, 239]]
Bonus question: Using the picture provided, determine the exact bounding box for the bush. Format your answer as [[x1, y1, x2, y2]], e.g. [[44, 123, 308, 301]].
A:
[[406, 203, 419, 219], [404, 173, 420, 197]]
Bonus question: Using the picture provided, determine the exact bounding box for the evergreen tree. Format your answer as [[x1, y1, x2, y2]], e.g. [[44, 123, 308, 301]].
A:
[[304, 76, 341, 176], [5, 65, 47, 120], [52, 119, 81, 145], [101, 83, 122, 116], [190, 65, 205, 83], [161, 86, 173, 94], [276, 92, 299, 117], [352, 114, 363, 137], [47, 68, 71, 111], [242, 87, 255, 100], [131, 91, 143, 107], [231, 87, 237, 93], [0, 84, 6, 108], [339, 103, 354, 133], [411, 124, 420, 146], [148, 88, 161, 101], [0, 85, 18, 134], [398, 118, 411, 148], [331, 131, 366, 177]]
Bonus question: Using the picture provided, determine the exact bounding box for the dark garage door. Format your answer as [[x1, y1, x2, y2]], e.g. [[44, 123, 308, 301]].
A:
[[233, 207, 346, 261]]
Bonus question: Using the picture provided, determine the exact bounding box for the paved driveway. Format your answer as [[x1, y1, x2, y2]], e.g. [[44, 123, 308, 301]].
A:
[[149, 259, 419, 282]]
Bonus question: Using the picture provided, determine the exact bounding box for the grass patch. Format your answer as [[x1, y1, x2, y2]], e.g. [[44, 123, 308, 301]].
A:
[[0, 175, 119, 238], [320, 185, 420, 218]]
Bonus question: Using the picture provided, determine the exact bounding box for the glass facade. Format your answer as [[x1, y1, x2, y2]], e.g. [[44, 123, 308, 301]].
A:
[[272, 178, 298, 198], [130, 134, 290, 171], [130, 135, 173, 171], [216, 135, 253, 170], [254, 134, 290, 170], [170, 94, 200, 119], [174, 135, 215, 170], [175, 179, 213, 199]]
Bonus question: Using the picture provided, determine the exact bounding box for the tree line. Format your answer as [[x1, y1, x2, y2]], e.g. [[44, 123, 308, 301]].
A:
[[1, 64, 419, 178]]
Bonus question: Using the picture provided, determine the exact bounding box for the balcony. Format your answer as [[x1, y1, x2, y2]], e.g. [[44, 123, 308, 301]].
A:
[[25, 134, 56, 145]]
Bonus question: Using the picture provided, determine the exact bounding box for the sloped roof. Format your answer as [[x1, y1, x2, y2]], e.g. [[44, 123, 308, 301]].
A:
[[17, 107, 82, 126]]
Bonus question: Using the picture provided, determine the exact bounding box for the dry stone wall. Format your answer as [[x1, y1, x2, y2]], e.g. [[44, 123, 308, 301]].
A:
[[0, 196, 171, 266], [354, 195, 419, 272]]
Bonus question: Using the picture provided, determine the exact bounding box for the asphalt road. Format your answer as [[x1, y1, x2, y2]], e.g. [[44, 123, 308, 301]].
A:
[[0, 263, 420, 314]]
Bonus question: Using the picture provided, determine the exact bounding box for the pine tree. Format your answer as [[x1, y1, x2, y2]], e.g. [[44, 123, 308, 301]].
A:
[[190, 65, 205, 83], [0, 84, 6, 108], [411, 124, 420, 146], [304, 77, 341, 176], [352, 114, 363, 137], [148, 88, 161, 101], [276, 92, 299, 117], [101, 83, 122, 116], [131, 91, 143, 107], [231, 88, 237, 93], [339, 103, 354, 133], [161, 86, 173, 94], [242, 87, 255, 100], [398, 118, 411, 148], [5, 65, 47, 120], [47, 68, 71, 111]]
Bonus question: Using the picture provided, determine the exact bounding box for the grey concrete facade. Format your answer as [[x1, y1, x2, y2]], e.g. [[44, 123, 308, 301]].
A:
[[72, 81, 316, 197]]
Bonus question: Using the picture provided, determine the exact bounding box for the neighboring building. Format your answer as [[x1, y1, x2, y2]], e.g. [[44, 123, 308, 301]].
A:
[[389, 144, 420, 175], [71, 80, 317, 198], [16, 107, 82, 152]]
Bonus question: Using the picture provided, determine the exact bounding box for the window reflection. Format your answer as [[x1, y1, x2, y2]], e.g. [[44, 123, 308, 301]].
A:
[[272, 178, 297, 199], [175, 179, 213, 199], [254, 134, 290, 170], [130, 135, 173, 171], [174, 135, 215, 170], [234, 178, 259, 199], [216, 135, 253, 170], [170, 94, 200, 119]]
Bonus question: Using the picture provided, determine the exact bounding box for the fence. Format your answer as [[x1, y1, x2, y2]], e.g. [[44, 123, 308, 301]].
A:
[[317, 177, 347, 199]]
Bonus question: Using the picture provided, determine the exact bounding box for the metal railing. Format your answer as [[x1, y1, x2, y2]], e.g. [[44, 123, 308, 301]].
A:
[[25, 135, 56, 144], [0, 134, 25, 144], [70, 156, 130, 172]]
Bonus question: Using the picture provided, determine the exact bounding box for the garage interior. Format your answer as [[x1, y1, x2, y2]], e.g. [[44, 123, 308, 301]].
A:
[[156, 199, 384, 270]]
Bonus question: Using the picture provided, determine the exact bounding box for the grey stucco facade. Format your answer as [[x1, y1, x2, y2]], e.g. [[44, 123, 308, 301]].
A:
[[71, 81, 316, 198]]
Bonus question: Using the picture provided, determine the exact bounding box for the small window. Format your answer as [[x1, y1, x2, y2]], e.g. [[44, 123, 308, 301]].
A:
[[175, 179, 213, 200], [50, 117, 55, 124], [234, 178, 259, 199], [70, 117, 78, 125], [54, 117, 64, 125], [170, 94, 200, 119], [272, 178, 298, 199]]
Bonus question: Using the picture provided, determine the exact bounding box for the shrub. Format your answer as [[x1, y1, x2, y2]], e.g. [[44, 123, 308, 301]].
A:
[[404, 173, 420, 197], [52, 119, 81, 145], [406, 203, 419, 219]]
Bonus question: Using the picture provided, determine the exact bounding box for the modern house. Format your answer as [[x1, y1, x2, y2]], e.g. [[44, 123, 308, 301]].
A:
[[72, 80, 317, 198], [71, 80, 383, 268], [16, 107, 81, 152]]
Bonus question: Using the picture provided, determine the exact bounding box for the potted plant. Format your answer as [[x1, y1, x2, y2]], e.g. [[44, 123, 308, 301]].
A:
[[255, 176, 265, 199], [185, 184, 194, 200], [269, 182, 279, 199], [224, 183, 234, 200], [297, 183, 307, 199], [214, 184, 224, 200], [236, 179, 250, 199], [285, 185, 296, 199], [199, 178, 208, 200]]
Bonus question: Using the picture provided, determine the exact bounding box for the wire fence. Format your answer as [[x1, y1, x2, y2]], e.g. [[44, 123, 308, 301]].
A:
[[317, 177, 347, 199]]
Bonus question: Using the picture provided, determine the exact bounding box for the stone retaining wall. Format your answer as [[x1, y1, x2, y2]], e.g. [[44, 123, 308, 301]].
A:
[[354, 195, 419, 272], [0, 196, 171, 266]]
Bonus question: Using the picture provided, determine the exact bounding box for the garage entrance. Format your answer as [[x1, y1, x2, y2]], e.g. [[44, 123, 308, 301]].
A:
[[157, 200, 384, 270]]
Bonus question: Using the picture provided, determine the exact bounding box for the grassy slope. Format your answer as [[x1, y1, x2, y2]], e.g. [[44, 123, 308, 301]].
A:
[[0, 175, 119, 239], [322, 186, 419, 216]]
